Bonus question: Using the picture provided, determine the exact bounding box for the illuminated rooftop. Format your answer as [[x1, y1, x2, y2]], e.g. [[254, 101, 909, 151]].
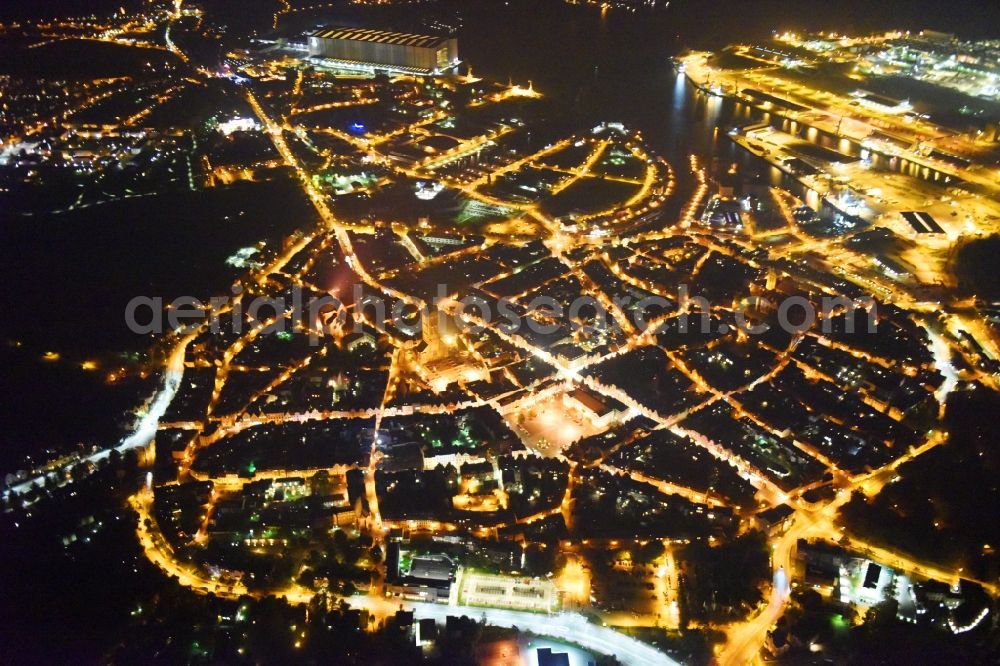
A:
[[310, 27, 451, 49]]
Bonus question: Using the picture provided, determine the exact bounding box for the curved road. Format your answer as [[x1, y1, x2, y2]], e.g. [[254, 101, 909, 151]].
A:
[[407, 601, 680, 666]]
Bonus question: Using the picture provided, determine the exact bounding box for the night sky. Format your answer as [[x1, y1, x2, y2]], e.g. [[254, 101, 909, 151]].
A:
[[2, 0, 998, 40]]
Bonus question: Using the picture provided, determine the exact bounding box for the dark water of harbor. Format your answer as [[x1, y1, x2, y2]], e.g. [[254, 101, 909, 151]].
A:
[[459, 0, 1000, 216]]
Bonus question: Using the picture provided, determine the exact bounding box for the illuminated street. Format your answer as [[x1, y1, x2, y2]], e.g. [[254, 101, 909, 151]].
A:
[[3, 2, 1000, 664]]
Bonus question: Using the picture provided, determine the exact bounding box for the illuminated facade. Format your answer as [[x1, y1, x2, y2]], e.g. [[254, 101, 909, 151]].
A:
[[307, 27, 459, 74]]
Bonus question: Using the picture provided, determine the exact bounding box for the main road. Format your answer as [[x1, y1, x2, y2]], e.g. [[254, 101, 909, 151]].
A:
[[407, 601, 680, 666], [4, 338, 191, 500]]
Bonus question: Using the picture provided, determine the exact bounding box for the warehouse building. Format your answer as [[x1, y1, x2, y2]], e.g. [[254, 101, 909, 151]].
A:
[[307, 27, 459, 74]]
